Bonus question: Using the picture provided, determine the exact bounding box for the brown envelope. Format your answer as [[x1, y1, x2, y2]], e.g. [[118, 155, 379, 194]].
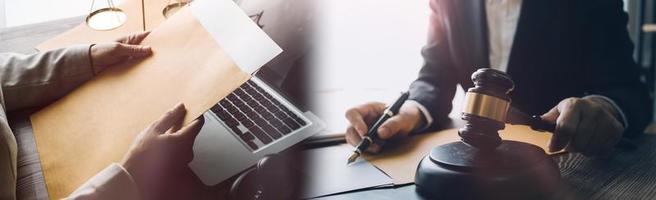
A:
[[364, 125, 558, 185], [31, 8, 251, 198]]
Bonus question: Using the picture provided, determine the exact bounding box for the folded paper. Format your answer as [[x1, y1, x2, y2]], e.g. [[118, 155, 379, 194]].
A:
[[300, 145, 393, 198]]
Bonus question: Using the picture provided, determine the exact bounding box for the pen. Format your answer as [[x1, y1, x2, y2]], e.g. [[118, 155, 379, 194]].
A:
[[347, 91, 410, 165]]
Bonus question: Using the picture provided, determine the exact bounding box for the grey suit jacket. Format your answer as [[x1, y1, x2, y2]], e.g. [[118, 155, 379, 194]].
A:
[[0, 45, 140, 200]]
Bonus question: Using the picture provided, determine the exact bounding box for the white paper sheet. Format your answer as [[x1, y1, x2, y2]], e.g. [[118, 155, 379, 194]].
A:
[[300, 145, 394, 198], [191, 0, 283, 73]]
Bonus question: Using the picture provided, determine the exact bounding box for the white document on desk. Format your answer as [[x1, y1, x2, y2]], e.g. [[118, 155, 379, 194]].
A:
[[300, 145, 394, 198], [190, 0, 281, 73]]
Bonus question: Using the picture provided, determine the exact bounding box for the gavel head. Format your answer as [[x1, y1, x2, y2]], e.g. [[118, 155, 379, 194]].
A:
[[459, 68, 515, 150]]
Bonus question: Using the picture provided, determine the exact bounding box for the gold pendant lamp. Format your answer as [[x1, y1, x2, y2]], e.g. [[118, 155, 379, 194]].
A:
[[163, 0, 192, 18], [86, 0, 127, 31]]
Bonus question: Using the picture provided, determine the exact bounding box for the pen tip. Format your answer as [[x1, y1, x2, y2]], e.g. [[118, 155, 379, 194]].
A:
[[347, 152, 360, 165]]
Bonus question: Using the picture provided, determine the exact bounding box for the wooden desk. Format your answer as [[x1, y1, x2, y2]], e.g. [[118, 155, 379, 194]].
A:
[[316, 133, 656, 200], [4, 17, 656, 200]]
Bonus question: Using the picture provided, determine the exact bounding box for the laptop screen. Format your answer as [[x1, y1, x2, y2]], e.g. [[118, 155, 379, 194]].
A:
[[240, 0, 313, 111]]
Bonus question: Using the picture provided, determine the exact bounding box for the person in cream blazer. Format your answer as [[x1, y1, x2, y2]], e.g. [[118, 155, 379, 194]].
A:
[[1, 32, 204, 200]]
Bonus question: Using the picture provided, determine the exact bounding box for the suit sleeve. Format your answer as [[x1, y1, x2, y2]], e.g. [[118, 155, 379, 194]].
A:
[[409, 0, 459, 132], [0, 45, 95, 112], [582, 0, 652, 136]]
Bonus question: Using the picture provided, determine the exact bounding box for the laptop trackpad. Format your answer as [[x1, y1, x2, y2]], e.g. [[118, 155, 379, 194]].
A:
[[189, 113, 258, 186]]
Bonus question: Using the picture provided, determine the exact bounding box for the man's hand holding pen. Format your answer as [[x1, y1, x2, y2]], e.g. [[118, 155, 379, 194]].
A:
[[344, 102, 423, 153], [344, 92, 422, 161]]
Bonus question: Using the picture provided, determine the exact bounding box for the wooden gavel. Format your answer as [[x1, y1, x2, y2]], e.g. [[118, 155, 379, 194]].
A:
[[458, 68, 516, 150], [415, 68, 562, 199], [460, 68, 635, 151]]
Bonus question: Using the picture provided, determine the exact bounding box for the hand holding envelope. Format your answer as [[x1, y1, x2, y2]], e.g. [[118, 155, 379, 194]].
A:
[[120, 103, 205, 200], [89, 31, 153, 73], [30, 0, 282, 198]]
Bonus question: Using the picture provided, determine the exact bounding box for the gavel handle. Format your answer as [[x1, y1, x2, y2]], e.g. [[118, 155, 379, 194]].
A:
[[529, 115, 637, 150]]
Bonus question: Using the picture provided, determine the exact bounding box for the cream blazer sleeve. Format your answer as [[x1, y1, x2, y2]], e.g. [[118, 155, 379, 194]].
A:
[[0, 45, 140, 200], [0, 45, 95, 112]]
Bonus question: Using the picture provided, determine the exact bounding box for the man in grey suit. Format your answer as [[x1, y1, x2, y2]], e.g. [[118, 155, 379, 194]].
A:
[[1, 32, 204, 200]]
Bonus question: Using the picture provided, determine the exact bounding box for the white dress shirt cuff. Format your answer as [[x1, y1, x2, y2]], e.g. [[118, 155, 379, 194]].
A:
[[405, 100, 434, 131], [585, 95, 629, 129]]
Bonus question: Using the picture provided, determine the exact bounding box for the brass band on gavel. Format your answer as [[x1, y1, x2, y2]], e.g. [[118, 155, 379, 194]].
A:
[[462, 92, 510, 123]]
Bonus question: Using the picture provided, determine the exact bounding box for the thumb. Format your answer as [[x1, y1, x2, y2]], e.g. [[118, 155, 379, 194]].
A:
[[542, 105, 568, 152], [117, 31, 151, 45], [541, 106, 560, 123], [377, 116, 411, 140], [174, 116, 205, 142], [116, 43, 152, 58]]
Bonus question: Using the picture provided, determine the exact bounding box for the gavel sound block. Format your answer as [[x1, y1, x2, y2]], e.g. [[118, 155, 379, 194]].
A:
[[415, 69, 561, 199]]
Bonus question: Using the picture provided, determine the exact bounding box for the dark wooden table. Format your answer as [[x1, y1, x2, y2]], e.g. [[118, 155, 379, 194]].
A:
[[4, 17, 656, 200]]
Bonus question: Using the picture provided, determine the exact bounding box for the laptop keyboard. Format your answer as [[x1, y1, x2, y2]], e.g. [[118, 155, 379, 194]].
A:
[[210, 80, 308, 151]]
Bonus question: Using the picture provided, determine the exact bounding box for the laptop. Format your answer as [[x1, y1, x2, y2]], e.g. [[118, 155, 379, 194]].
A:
[[188, 0, 324, 186]]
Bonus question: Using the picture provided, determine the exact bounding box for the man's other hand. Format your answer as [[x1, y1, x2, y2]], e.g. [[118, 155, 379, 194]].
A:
[[344, 101, 423, 153], [541, 97, 624, 156], [90, 31, 152, 73]]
